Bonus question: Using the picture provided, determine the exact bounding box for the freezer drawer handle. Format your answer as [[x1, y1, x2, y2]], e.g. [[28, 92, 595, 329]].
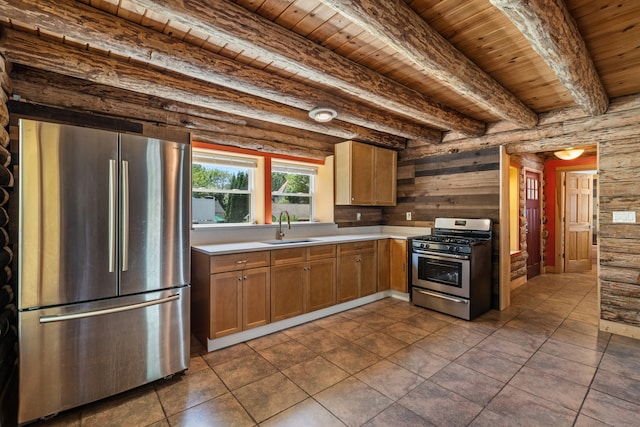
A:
[[39, 294, 180, 324], [415, 289, 468, 304]]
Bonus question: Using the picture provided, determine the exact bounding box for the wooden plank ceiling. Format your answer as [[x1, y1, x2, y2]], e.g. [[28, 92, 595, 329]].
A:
[[0, 0, 638, 157]]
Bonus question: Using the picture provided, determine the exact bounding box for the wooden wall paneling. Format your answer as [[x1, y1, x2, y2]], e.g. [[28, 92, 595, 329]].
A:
[[598, 137, 640, 328]]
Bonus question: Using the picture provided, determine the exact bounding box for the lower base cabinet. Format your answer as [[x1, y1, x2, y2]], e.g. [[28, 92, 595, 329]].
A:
[[337, 241, 377, 303], [271, 245, 336, 322]]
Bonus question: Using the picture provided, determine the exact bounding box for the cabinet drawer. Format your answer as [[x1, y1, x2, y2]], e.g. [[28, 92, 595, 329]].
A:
[[308, 244, 336, 260], [210, 251, 270, 273], [271, 247, 306, 266], [338, 240, 376, 255]]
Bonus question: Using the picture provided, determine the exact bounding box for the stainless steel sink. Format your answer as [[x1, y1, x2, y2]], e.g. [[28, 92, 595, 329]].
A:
[[262, 239, 317, 245]]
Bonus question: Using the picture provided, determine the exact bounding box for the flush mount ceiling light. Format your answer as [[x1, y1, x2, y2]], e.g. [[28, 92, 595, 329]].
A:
[[554, 148, 584, 160], [308, 107, 338, 123]]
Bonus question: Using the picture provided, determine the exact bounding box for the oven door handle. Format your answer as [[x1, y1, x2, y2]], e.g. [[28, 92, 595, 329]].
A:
[[414, 289, 469, 304], [412, 250, 469, 260]]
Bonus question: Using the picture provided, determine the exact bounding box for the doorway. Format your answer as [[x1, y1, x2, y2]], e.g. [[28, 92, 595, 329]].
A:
[[563, 171, 594, 272], [525, 170, 541, 279]]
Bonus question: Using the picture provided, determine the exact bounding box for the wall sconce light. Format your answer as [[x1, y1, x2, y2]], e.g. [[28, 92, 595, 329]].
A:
[[308, 107, 338, 123], [554, 148, 584, 160]]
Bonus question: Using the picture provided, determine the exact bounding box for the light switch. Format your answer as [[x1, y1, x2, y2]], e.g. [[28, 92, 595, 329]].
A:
[[613, 211, 636, 223], [406, 212, 412, 220]]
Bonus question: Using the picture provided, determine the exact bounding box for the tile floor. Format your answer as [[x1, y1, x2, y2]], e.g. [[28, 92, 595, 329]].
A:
[[33, 270, 640, 426]]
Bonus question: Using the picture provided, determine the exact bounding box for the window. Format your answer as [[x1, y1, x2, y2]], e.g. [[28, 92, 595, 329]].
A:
[[192, 149, 256, 224], [271, 162, 317, 222]]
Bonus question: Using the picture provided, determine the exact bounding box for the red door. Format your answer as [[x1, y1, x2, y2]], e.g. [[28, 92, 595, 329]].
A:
[[525, 171, 541, 279]]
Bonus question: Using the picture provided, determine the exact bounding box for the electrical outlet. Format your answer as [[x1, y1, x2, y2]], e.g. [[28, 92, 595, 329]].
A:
[[406, 212, 412, 221], [356, 212, 361, 221]]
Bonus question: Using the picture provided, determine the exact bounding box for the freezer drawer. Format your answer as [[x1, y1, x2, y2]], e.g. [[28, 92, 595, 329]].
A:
[[18, 287, 190, 425]]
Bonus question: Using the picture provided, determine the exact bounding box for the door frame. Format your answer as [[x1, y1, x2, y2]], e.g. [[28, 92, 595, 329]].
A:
[[554, 165, 597, 273], [523, 167, 543, 275]]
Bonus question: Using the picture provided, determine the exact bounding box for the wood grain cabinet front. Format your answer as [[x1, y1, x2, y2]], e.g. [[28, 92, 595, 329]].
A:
[[270, 245, 336, 322], [191, 249, 270, 344], [337, 240, 377, 303]]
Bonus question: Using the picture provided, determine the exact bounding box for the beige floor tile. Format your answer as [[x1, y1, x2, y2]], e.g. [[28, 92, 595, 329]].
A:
[[232, 372, 307, 423], [167, 392, 254, 427], [433, 323, 492, 347], [591, 369, 640, 403], [573, 413, 611, 427], [245, 331, 291, 351], [281, 356, 349, 395], [454, 347, 522, 383], [363, 403, 435, 427], [315, 377, 393, 427], [212, 353, 277, 390], [414, 334, 471, 360], [80, 386, 165, 427], [401, 313, 449, 333], [598, 352, 640, 382], [355, 360, 424, 400], [354, 331, 409, 357], [525, 350, 596, 386], [187, 355, 210, 374], [430, 362, 505, 406], [260, 398, 344, 427], [469, 408, 526, 427], [256, 340, 317, 370], [508, 366, 588, 411], [485, 385, 576, 427], [201, 343, 255, 367], [155, 369, 228, 416], [387, 344, 450, 379], [280, 321, 323, 339], [294, 328, 349, 353], [580, 389, 640, 426], [490, 325, 548, 351], [357, 312, 397, 329], [399, 380, 482, 427], [329, 319, 375, 341], [551, 327, 609, 352], [539, 338, 604, 367], [381, 321, 429, 344], [323, 342, 381, 374]]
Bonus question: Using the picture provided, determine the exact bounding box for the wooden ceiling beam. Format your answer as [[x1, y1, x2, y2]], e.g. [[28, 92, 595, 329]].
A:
[[9, 66, 339, 157], [318, 0, 538, 129], [0, 0, 440, 144], [126, 0, 486, 136], [490, 0, 608, 116], [0, 29, 407, 149]]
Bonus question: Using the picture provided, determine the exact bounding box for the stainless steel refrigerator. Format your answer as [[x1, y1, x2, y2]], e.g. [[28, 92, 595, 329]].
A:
[[17, 119, 191, 424]]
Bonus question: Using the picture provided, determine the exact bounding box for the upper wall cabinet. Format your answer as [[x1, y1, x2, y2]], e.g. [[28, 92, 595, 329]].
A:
[[334, 141, 397, 206]]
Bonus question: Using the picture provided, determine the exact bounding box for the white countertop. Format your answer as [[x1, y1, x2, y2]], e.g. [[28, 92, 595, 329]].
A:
[[192, 232, 420, 255]]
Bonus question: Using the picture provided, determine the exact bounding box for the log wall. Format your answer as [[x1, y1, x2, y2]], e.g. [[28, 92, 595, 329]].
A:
[[382, 147, 502, 307], [0, 53, 15, 426], [599, 137, 640, 329]]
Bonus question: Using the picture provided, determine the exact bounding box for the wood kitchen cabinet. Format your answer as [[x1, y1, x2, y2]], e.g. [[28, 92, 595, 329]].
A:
[[390, 239, 408, 292], [271, 245, 336, 322], [334, 140, 397, 206], [191, 249, 270, 343], [337, 240, 377, 302], [377, 238, 391, 291]]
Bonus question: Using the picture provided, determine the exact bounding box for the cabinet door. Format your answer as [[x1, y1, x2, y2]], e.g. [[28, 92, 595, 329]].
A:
[[307, 258, 336, 312], [374, 148, 397, 206], [211, 271, 242, 338], [243, 267, 271, 330], [337, 254, 359, 303], [377, 239, 390, 291], [351, 142, 375, 205], [390, 239, 408, 292], [359, 252, 377, 297], [271, 263, 305, 322]]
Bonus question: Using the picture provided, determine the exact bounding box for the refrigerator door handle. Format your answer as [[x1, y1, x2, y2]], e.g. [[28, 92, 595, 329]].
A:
[[121, 160, 129, 271], [39, 294, 180, 324], [108, 159, 117, 273]]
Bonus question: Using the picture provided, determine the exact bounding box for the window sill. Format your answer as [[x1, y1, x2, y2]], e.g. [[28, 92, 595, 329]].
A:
[[192, 221, 335, 231]]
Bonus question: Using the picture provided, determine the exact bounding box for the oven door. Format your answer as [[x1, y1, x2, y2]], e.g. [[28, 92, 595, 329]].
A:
[[412, 251, 470, 298]]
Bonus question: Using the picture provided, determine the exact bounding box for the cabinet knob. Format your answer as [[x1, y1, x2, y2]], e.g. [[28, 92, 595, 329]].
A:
[[244, 276, 248, 280]]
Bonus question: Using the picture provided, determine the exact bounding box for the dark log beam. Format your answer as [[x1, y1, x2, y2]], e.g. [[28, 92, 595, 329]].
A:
[[490, 0, 608, 116], [10, 68, 337, 157], [0, 0, 440, 143], [0, 29, 407, 149], [126, 0, 486, 136], [318, 0, 538, 129]]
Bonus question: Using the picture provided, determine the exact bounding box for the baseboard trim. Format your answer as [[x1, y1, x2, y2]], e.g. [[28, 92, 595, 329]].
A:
[[600, 319, 640, 339], [510, 275, 526, 290]]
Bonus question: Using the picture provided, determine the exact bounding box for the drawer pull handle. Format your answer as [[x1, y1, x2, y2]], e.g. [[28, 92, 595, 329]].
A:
[[235, 260, 248, 264]]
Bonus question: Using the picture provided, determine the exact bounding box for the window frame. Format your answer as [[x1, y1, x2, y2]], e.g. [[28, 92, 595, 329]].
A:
[[271, 161, 317, 223]]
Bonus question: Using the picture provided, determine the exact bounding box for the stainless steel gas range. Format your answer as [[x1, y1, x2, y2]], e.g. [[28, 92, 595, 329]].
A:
[[410, 218, 492, 320]]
